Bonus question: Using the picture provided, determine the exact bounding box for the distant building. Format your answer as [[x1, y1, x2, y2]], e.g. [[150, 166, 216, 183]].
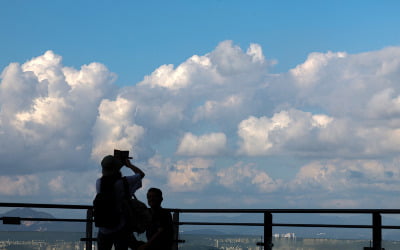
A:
[[273, 232, 296, 239]]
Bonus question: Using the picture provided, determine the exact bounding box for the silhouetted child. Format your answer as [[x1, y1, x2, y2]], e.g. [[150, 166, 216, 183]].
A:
[[138, 188, 173, 250]]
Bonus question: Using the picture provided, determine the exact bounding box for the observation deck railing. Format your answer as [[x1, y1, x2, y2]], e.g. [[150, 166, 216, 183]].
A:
[[1, 202, 400, 250]]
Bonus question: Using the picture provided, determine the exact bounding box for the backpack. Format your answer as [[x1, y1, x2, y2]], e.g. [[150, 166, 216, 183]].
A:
[[93, 180, 120, 228], [122, 177, 152, 233]]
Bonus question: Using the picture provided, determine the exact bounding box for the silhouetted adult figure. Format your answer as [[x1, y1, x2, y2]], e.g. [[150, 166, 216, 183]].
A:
[[138, 188, 173, 250], [96, 155, 145, 250]]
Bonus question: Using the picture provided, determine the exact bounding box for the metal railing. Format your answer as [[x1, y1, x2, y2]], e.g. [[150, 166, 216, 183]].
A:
[[1, 202, 400, 250], [0, 202, 93, 249], [170, 208, 400, 250]]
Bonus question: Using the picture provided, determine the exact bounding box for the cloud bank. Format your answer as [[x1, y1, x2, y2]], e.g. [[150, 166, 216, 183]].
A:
[[2, 41, 400, 208]]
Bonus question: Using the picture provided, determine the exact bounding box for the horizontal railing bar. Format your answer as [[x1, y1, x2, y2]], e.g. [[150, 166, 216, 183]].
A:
[[4, 217, 399, 230], [1, 217, 88, 223], [274, 223, 372, 228], [169, 208, 400, 214], [179, 221, 400, 229], [180, 222, 264, 226], [2, 203, 400, 233], [0, 202, 91, 210], [180, 222, 372, 228], [275, 224, 400, 229], [382, 226, 400, 229], [2, 203, 400, 214]]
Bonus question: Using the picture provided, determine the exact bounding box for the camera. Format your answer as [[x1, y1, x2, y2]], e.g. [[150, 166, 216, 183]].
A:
[[114, 149, 132, 162]]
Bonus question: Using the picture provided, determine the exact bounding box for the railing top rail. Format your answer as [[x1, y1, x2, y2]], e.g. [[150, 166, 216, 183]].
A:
[[167, 208, 400, 214], [2, 202, 400, 214], [0, 202, 91, 210]]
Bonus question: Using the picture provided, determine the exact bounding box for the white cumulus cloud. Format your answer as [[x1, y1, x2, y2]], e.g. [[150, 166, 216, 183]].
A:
[[176, 132, 227, 156], [167, 158, 213, 192], [91, 97, 146, 161], [0, 175, 39, 196], [3, 42, 400, 209], [217, 162, 282, 193], [0, 50, 116, 174], [290, 51, 347, 87]]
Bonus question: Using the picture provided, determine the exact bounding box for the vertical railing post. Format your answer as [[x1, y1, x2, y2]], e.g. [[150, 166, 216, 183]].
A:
[[172, 211, 180, 250], [264, 212, 273, 250], [86, 208, 93, 250], [372, 212, 382, 250]]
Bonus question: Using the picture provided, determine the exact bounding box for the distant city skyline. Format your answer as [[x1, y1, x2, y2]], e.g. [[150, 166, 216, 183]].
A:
[[1, 1, 400, 211], [3, 232, 396, 250]]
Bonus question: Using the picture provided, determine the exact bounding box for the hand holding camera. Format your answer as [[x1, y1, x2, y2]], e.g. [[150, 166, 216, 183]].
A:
[[114, 149, 132, 165], [114, 149, 145, 178]]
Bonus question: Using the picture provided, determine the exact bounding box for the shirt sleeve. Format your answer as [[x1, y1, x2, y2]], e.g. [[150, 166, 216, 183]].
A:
[[125, 174, 142, 195]]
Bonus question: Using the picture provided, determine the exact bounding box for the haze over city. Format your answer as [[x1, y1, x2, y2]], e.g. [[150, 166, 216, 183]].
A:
[[1, 1, 400, 211]]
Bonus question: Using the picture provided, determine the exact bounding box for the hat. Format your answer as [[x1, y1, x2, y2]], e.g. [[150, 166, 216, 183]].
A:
[[101, 155, 124, 176]]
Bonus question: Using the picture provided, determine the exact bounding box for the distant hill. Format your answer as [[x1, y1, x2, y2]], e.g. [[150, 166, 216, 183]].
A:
[[0, 208, 86, 232]]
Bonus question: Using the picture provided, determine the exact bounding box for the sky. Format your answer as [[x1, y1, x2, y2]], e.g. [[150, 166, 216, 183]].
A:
[[1, 1, 400, 212]]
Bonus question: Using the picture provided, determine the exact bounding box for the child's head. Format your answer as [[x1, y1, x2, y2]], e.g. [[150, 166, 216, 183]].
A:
[[147, 187, 163, 208]]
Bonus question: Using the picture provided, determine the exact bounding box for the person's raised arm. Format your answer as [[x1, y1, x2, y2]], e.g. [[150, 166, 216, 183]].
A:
[[125, 159, 145, 178]]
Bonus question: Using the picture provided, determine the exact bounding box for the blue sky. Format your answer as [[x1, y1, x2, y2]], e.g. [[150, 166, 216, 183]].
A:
[[1, 1, 400, 211], [3, 1, 399, 85]]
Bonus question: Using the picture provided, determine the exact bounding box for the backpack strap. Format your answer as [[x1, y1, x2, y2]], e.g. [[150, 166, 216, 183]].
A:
[[122, 177, 138, 200]]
